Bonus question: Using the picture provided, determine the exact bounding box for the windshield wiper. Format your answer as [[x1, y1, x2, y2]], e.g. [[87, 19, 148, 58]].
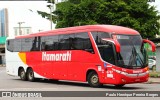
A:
[[136, 50, 144, 67], [128, 41, 144, 67], [128, 47, 137, 66]]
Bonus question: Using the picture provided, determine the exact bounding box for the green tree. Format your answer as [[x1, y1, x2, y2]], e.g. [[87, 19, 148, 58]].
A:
[[38, 0, 160, 38]]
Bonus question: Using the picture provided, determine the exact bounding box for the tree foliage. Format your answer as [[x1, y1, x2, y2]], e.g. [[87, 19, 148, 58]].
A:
[[38, 0, 160, 38]]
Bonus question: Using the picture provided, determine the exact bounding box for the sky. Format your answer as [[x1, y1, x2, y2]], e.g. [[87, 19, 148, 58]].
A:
[[0, 1, 54, 37], [0, 0, 160, 37], [149, 0, 160, 12]]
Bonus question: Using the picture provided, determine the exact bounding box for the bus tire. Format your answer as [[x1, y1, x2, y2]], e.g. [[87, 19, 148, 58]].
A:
[[19, 68, 27, 81], [27, 68, 35, 82], [87, 71, 102, 88]]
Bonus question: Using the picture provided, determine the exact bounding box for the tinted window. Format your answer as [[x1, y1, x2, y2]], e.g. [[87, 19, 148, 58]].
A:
[[69, 34, 75, 49], [98, 41, 115, 64], [73, 32, 93, 53], [59, 34, 70, 50], [7, 32, 94, 52], [59, 34, 75, 50], [13, 39, 21, 52], [21, 38, 34, 51], [41, 35, 59, 51], [31, 37, 40, 51], [91, 32, 110, 45], [7, 40, 14, 52], [21, 37, 40, 51]]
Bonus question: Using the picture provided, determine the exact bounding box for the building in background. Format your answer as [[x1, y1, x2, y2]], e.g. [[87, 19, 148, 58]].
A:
[[14, 27, 32, 36], [0, 8, 8, 66], [0, 8, 9, 37]]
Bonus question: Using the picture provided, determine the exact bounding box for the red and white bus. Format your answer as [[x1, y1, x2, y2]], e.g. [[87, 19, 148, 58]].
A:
[[6, 25, 156, 87]]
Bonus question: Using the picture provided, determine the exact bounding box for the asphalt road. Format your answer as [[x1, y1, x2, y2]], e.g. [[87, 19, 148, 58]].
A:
[[0, 67, 160, 100]]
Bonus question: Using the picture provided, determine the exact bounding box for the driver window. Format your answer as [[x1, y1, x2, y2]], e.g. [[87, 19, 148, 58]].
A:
[[91, 32, 110, 45], [98, 42, 115, 65]]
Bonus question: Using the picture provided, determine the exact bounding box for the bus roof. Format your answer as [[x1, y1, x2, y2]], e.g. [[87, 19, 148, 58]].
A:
[[16, 25, 139, 39]]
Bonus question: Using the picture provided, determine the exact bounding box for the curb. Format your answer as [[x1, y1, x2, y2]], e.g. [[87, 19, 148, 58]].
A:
[[146, 81, 160, 84], [146, 77, 160, 84]]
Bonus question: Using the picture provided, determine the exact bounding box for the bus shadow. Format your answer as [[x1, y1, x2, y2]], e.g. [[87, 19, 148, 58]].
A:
[[102, 85, 145, 90], [14, 78, 145, 90]]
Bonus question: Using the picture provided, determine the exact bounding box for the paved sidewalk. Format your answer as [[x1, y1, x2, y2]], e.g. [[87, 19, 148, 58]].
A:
[[148, 77, 160, 84]]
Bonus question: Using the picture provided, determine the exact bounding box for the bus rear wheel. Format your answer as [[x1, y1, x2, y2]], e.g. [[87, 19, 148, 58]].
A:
[[87, 71, 102, 87], [19, 68, 27, 81], [27, 68, 35, 82]]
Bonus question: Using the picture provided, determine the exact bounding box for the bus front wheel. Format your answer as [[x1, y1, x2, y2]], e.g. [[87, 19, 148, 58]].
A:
[[27, 68, 35, 82], [87, 71, 102, 87], [19, 68, 27, 81]]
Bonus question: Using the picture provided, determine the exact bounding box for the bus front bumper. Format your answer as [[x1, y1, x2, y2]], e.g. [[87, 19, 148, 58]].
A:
[[113, 69, 149, 84]]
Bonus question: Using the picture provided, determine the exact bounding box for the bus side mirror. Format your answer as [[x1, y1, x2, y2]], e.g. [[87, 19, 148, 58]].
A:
[[143, 39, 156, 52], [102, 39, 121, 53]]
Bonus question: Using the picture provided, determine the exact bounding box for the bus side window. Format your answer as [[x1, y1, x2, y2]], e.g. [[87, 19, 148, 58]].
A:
[[7, 40, 10, 45], [59, 34, 70, 50], [91, 32, 111, 45], [98, 42, 116, 65], [69, 34, 75, 49], [21, 38, 36, 52], [52, 35, 59, 50], [41, 35, 59, 51], [14, 39, 21, 52], [74, 32, 94, 53], [41, 42, 46, 51], [31, 37, 40, 51], [7, 40, 14, 52]]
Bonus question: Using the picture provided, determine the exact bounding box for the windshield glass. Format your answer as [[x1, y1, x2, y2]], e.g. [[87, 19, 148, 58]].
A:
[[116, 35, 148, 69]]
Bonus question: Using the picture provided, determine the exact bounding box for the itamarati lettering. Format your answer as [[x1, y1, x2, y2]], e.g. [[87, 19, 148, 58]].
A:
[[42, 51, 71, 61]]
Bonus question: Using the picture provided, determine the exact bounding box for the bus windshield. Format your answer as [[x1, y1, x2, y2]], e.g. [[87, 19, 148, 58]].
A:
[[116, 35, 148, 69]]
